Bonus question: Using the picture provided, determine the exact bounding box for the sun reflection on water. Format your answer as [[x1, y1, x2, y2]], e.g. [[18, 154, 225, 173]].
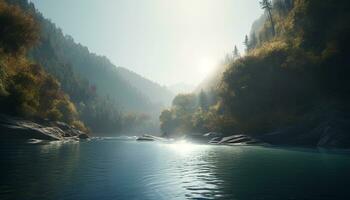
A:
[[165, 140, 204, 155]]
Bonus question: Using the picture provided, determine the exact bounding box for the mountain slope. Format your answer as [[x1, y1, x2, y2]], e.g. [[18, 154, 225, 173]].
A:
[[0, 0, 87, 132], [6, 0, 173, 114], [160, 0, 350, 148], [3, 0, 174, 134], [116, 67, 174, 107], [30, 17, 155, 113]]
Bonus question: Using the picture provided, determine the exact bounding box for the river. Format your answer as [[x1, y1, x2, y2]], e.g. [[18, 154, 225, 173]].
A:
[[1, 138, 350, 200]]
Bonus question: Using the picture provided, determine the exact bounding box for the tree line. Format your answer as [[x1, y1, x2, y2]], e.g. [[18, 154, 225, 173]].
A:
[[1, 0, 160, 134], [0, 0, 87, 131], [160, 0, 350, 137]]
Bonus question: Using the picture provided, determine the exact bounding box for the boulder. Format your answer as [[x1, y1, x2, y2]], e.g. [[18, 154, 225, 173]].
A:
[[78, 133, 90, 139], [216, 134, 262, 145], [208, 137, 222, 144], [0, 115, 89, 141]]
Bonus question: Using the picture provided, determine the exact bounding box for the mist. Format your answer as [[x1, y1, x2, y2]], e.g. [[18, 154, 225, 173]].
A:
[[31, 0, 262, 86]]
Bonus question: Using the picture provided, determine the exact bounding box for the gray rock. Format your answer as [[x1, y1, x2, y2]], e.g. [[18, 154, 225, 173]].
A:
[[216, 134, 262, 145], [0, 115, 89, 141], [208, 137, 222, 144], [78, 133, 90, 139], [203, 132, 223, 138]]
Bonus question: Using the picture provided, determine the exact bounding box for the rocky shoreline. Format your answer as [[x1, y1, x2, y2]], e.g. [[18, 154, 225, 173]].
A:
[[183, 114, 350, 149], [0, 115, 89, 142], [2, 112, 350, 149]]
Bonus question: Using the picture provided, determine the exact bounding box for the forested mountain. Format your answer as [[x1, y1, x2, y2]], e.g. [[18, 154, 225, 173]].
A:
[[116, 67, 174, 108], [27, 3, 168, 113], [2, 0, 173, 134], [0, 0, 87, 132], [197, 0, 293, 93], [160, 0, 350, 146]]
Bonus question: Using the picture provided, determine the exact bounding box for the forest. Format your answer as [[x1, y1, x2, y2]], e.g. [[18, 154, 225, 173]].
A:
[[160, 0, 350, 141], [0, 0, 174, 135], [0, 0, 88, 131], [1, 0, 350, 142]]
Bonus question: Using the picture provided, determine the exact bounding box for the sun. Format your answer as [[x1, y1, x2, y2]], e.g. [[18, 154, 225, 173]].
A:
[[197, 58, 216, 77]]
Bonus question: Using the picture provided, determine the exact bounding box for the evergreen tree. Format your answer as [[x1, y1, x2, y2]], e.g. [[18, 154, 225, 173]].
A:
[[244, 35, 249, 52], [260, 0, 275, 37], [233, 45, 240, 59]]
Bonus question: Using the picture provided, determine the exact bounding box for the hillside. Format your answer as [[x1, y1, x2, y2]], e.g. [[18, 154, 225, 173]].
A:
[[5, 0, 174, 114], [29, 10, 163, 113], [0, 0, 88, 132], [116, 67, 174, 108], [160, 0, 350, 147], [3, 0, 174, 134]]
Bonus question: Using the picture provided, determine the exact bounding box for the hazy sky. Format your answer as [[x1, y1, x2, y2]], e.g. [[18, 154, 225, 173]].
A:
[[31, 0, 262, 86]]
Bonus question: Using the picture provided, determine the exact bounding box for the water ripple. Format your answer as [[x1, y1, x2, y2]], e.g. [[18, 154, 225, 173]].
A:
[[1, 139, 350, 200]]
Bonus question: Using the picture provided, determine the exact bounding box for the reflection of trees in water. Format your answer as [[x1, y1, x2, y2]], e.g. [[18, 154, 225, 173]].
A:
[[199, 146, 350, 200], [200, 146, 302, 199], [1, 142, 81, 199]]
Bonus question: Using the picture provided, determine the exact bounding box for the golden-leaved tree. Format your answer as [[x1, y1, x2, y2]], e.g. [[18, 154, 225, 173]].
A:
[[0, 0, 88, 132]]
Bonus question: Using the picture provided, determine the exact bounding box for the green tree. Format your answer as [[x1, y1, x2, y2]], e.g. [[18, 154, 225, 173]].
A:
[[198, 90, 208, 111], [172, 94, 197, 112], [159, 109, 175, 135], [260, 0, 275, 37], [0, 1, 38, 54], [233, 45, 240, 59], [244, 35, 249, 52]]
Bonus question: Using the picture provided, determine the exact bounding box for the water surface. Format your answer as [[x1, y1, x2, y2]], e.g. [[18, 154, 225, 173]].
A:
[[1, 138, 350, 200]]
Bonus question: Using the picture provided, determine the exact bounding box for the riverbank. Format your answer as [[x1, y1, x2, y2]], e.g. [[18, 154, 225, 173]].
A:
[[0, 115, 89, 142]]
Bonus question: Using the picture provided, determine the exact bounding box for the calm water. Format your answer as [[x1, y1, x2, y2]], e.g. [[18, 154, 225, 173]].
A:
[[1, 138, 350, 200]]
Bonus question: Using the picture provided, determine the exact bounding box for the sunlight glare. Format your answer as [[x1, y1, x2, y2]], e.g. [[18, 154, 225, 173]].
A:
[[168, 140, 198, 154], [196, 58, 217, 78]]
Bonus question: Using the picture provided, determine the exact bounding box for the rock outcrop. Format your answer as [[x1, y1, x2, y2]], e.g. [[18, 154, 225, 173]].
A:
[[186, 132, 263, 145], [0, 115, 89, 141], [198, 111, 350, 148]]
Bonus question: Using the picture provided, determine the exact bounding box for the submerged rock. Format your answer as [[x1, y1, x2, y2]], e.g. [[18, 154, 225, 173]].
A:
[[0, 115, 89, 142]]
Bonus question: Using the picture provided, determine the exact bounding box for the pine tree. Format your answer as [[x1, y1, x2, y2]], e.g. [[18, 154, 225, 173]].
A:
[[244, 35, 249, 52], [260, 0, 276, 37], [233, 45, 240, 59]]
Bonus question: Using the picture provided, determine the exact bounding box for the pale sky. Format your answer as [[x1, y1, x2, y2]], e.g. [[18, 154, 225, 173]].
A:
[[31, 0, 262, 86]]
